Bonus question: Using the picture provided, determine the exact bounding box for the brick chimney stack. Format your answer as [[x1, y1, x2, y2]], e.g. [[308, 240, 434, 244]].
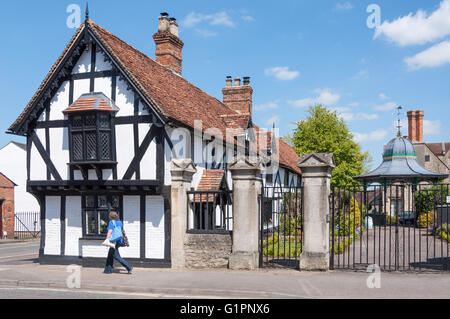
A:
[[407, 110, 424, 143], [222, 76, 253, 117], [153, 13, 184, 75]]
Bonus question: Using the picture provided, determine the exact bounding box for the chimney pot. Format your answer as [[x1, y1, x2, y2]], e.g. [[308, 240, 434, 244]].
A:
[[169, 18, 179, 37], [223, 77, 254, 117], [225, 76, 233, 87], [158, 14, 170, 32], [154, 14, 184, 74]]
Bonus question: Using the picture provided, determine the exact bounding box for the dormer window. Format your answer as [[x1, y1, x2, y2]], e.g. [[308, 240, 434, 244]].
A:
[[63, 93, 119, 165], [70, 112, 113, 162]]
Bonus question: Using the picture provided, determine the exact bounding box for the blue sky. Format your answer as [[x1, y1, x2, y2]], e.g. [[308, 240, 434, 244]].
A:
[[0, 0, 449, 169]]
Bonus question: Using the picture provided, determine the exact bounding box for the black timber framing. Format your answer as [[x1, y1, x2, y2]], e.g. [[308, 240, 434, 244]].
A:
[[156, 130, 165, 185], [162, 186, 171, 262], [26, 135, 31, 181], [122, 124, 160, 180], [45, 102, 51, 181], [60, 196, 66, 256], [11, 28, 89, 136], [35, 115, 156, 130], [140, 195, 145, 259], [9, 24, 168, 136], [90, 42, 96, 92], [30, 131, 62, 181], [38, 194, 46, 257], [134, 94, 141, 180]]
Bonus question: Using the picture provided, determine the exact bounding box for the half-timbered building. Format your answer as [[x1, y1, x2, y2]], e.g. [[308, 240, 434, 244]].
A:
[[7, 12, 301, 267]]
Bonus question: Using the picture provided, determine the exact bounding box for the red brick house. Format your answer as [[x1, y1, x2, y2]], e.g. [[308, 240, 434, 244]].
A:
[[0, 172, 16, 239]]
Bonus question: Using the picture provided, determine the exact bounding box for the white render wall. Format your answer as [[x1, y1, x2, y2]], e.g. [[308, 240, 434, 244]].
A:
[[30, 129, 47, 181], [49, 127, 70, 180], [145, 196, 165, 259], [49, 81, 70, 121], [65, 196, 82, 256], [139, 123, 157, 180], [121, 196, 140, 258], [116, 124, 135, 179], [44, 196, 61, 255]]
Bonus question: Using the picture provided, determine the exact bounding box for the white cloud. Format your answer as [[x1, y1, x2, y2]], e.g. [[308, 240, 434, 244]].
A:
[[254, 101, 279, 111], [182, 12, 235, 28], [265, 67, 300, 81], [340, 113, 379, 121], [353, 129, 389, 143], [194, 29, 219, 38], [374, 102, 399, 111], [374, 0, 450, 47], [379, 93, 389, 100], [405, 40, 450, 69], [351, 70, 369, 80], [241, 15, 255, 22], [423, 119, 442, 135], [287, 89, 341, 108], [334, 2, 354, 11]]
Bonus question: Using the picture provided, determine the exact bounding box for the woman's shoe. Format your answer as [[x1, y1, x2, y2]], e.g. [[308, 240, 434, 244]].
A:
[[128, 266, 133, 274]]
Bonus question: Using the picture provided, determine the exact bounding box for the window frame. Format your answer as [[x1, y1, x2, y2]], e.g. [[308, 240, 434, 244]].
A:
[[68, 111, 115, 164], [81, 194, 122, 239]]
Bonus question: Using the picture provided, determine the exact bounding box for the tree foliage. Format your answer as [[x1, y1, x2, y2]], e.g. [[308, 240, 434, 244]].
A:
[[291, 105, 371, 186]]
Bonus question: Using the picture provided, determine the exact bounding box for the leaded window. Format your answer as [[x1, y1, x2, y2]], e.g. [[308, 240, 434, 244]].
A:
[[83, 194, 121, 237], [69, 112, 114, 162]]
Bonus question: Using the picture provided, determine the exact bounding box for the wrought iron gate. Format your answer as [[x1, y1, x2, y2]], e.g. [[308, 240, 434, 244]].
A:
[[259, 178, 303, 269], [14, 212, 41, 239], [330, 184, 449, 272]]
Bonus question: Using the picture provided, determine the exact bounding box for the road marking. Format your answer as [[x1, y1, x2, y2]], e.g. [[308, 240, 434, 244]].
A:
[[0, 268, 9, 272]]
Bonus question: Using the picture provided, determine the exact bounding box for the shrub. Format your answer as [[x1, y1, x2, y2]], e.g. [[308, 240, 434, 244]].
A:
[[386, 215, 398, 225], [415, 185, 450, 216], [431, 224, 449, 243], [262, 233, 302, 258], [335, 197, 362, 236], [279, 214, 302, 236], [417, 211, 435, 229]]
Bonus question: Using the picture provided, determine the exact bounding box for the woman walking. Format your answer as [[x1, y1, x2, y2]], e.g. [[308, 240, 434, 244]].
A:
[[103, 211, 133, 275]]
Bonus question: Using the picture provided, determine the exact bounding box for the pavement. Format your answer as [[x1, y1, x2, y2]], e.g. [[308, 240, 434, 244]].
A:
[[0, 241, 449, 299]]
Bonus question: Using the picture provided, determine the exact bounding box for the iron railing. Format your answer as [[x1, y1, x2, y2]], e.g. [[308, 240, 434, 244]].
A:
[[14, 212, 41, 240], [330, 183, 450, 272], [259, 180, 303, 269], [187, 190, 233, 233]]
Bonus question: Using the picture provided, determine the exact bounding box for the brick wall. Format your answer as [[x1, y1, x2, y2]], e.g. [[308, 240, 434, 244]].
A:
[[0, 175, 15, 239], [184, 233, 232, 269]]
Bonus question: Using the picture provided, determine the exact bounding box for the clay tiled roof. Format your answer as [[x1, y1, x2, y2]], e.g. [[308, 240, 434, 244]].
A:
[[426, 143, 450, 156], [9, 20, 301, 176], [63, 93, 119, 114], [193, 170, 228, 202], [197, 170, 226, 192]]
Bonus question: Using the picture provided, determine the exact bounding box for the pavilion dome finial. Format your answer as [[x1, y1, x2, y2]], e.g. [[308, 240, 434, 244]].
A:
[[383, 136, 416, 160]]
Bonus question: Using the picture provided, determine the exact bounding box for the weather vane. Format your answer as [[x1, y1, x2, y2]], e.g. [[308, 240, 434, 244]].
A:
[[395, 106, 403, 137]]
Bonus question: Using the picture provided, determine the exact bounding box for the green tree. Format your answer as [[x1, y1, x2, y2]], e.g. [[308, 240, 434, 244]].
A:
[[291, 105, 371, 186]]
